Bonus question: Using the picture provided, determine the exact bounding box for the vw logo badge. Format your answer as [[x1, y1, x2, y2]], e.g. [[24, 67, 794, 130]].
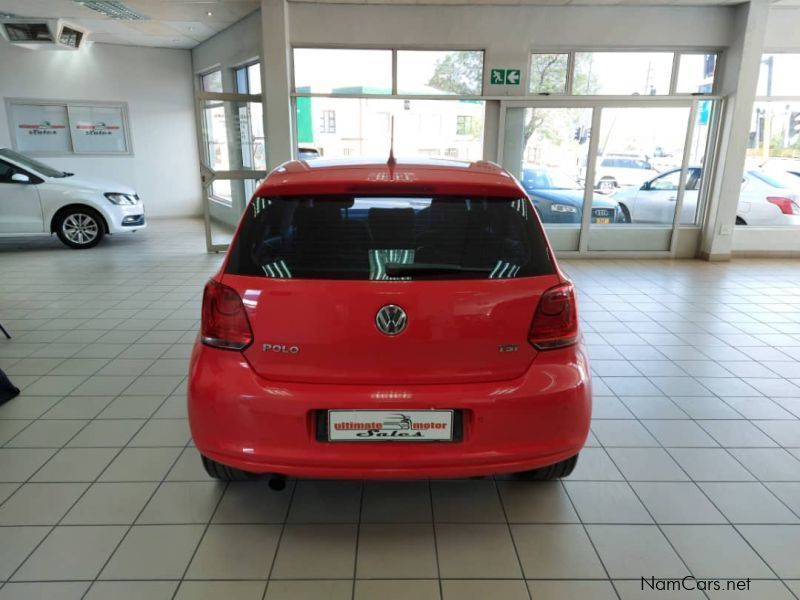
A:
[[375, 304, 407, 336]]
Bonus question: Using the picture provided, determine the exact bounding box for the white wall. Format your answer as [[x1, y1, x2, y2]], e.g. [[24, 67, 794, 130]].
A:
[[290, 4, 736, 89], [0, 40, 202, 217]]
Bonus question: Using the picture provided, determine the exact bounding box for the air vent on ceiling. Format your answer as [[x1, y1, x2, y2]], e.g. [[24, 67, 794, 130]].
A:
[[5, 22, 53, 42], [59, 25, 84, 48], [0, 19, 88, 50], [74, 0, 149, 20]]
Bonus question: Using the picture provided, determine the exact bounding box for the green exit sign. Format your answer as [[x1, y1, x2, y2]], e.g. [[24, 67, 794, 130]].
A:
[[490, 68, 521, 86]]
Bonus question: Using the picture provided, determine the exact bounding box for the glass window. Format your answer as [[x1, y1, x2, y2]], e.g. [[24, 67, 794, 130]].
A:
[[293, 48, 392, 94], [529, 53, 568, 94], [226, 195, 554, 280], [296, 97, 484, 161], [236, 63, 262, 95], [397, 50, 483, 96], [201, 70, 223, 93], [320, 110, 336, 133], [676, 53, 717, 94], [590, 106, 690, 231], [573, 52, 673, 95], [649, 170, 682, 191], [235, 67, 248, 94], [247, 63, 262, 95], [456, 115, 474, 136], [758, 54, 800, 97], [0, 148, 67, 178]]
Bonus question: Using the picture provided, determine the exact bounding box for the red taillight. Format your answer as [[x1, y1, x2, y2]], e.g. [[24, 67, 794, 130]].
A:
[[766, 197, 800, 215], [201, 280, 253, 351], [529, 282, 579, 350]]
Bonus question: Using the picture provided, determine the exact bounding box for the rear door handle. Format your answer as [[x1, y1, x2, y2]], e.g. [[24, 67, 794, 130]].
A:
[[668, 196, 677, 202]]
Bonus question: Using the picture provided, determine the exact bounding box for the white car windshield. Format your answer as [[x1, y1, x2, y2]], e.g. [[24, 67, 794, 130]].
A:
[[0, 148, 68, 178]]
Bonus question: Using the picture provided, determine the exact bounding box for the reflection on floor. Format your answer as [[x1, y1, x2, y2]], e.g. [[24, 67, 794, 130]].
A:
[[0, 218, 799, 599]]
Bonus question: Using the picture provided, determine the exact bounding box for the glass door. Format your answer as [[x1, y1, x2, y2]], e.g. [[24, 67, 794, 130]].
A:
[[501, 99, 718, 255], [586, 105, 692, 251], [502, 106, 594, 251], [195, 91, 267, 252]]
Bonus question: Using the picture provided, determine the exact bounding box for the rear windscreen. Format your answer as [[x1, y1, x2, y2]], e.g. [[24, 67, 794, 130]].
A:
[[226, 196, 554, 280]]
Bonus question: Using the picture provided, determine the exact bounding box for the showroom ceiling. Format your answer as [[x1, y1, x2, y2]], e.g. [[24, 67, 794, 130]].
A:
[[0, 0, 259, 48], [0, 0, 797, 49]]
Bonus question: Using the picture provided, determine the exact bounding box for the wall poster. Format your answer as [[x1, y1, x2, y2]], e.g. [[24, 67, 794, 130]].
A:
[[5, 99, 132, 155]]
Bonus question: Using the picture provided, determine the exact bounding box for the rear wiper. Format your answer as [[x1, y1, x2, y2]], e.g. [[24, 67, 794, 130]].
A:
[[62, 172, 74, 177], [385, 263, 492, 276]]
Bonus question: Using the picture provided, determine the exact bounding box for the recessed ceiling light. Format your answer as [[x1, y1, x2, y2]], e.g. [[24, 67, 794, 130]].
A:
[[207, 11, 213, 16]]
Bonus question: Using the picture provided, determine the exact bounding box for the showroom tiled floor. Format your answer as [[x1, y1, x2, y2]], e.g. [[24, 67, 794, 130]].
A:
[[0, 219, 799, 599]]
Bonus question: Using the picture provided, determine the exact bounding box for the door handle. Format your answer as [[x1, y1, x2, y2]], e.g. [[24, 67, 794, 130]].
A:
[[668, 196, 677, 202]]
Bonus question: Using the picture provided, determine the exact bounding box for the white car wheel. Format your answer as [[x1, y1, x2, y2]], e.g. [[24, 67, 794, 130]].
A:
[[56, 209, 105, 249]]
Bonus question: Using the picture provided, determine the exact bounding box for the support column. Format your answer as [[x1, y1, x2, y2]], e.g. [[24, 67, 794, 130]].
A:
[[699, 0, 769, 260], [261, 0, 294, 170]]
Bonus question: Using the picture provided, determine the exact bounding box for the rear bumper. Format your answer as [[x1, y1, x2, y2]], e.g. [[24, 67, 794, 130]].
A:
[[188, 342, 592, 479]]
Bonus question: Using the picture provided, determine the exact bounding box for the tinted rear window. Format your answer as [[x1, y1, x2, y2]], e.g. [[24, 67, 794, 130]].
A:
[[226, 196, 554, 280]]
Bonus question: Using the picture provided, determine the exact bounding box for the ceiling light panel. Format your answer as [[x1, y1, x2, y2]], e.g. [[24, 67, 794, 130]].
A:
[[74, 0, 150, 20]]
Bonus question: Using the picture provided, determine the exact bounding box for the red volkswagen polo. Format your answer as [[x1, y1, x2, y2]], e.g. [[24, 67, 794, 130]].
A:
[[188, 158, 591, 484]]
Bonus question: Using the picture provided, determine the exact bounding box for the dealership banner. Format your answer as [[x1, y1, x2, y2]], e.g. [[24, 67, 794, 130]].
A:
[[9, 103, 71, 153], [68, 105, 127, 153]]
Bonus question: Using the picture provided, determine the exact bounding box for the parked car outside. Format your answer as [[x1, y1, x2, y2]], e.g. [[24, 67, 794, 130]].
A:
[[614, 166, 800, 226], [587, 153, 662, 193], [0, 148, 144, 248], [189, 158, 592, 483], [758, 158, 800, 181], [297, 146, 321, 160], [521, 166, 628, 224]]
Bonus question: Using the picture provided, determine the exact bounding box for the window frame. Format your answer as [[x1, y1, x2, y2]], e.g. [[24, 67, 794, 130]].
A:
[[5, 98, 133, 157], [291, 46, 486, 97], [525, 50, 721, 98], [234, 61, 262, 95]]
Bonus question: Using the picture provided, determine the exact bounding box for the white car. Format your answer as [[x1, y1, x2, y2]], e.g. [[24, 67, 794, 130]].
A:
[[615, 166, 800, 226], [590, 154, 662, 194], [0, 148, 145, 249]]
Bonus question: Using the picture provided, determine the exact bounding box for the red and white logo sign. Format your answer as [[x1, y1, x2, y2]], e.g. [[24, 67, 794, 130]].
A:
[[75, 122, 120, 136], [18, 121, 66, 136]]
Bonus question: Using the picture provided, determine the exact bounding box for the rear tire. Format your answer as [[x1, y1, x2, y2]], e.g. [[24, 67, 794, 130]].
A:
[[736, 216, 746, 225], [513, 454, 578, 481], [201, 455, 257, 481]]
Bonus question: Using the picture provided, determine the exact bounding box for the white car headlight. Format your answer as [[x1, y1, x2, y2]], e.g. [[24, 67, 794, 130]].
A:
[[550, 203, 578, 213], [105, 193, 140, 205]]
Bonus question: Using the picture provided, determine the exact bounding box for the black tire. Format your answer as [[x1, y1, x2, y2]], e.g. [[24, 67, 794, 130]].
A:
[[201, 455, 257, 481], [513, 454, 578, 481], [55, 207, 105, 249], [618, 203, 632, 223], [735, 216, 746, 226]]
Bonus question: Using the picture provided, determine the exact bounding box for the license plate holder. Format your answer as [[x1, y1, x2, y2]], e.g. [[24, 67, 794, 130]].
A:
[[318, 410, 462, 442]]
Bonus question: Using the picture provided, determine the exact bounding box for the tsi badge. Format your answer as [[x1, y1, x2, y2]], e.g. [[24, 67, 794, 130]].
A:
[[262, 343, 300, 354]]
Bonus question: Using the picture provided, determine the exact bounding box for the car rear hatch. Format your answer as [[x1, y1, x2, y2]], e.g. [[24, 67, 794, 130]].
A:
[[222, 194, 561, 385]]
